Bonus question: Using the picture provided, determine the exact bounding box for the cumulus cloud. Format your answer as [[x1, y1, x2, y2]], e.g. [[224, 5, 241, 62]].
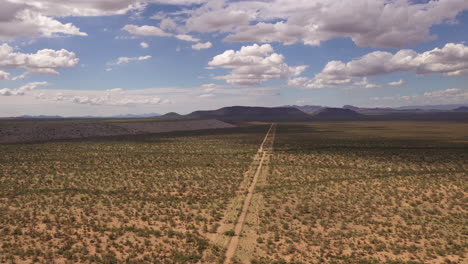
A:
[[0, 70, 10, 80], [290, 43, 468, 89], [0, 81, 48, 96], [122, 24, 171, 37], [208, 43, 307, 86], [7, 0, 142, 17], [200, 83, 223, 92], [0, 0, 92, 39], [354, 77, 381, 89], [388, 79, 405, 86], [110, 55, 152, 65], [159, 17, 177, 30], [122, 24, 202, 43], [184, 2, 254, 33], [178, 0, 468, 48], [192, 41, 213, 50], [175, 34, 199, 42], [4, 0, 467, 48], [140, 42, 149, 48], [0, 43, 79, 76]]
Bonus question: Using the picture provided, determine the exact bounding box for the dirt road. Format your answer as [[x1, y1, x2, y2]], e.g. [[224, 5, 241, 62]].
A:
[[224, 123, 276, 264]]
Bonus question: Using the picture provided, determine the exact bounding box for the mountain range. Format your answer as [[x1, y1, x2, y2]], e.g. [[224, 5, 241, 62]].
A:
[[160, 106, 312, 121], [158, 104, 468, 122], [4, 104, 468, 122]]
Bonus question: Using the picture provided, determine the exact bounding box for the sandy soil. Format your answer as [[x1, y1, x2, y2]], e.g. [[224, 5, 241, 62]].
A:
[[0, 119, 235, 143]]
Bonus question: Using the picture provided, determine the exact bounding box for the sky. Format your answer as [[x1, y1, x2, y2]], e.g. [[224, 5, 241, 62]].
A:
[[0, 0, 467, 116]]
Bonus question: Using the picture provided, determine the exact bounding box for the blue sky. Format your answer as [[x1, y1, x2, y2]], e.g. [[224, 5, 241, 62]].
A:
[[0, 0, 467, 116]]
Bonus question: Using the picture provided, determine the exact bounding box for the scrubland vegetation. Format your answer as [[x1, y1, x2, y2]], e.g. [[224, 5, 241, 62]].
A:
[[238, 122, 467, 264], [1, 121, 466, 264], [0, 126, 268, 263]]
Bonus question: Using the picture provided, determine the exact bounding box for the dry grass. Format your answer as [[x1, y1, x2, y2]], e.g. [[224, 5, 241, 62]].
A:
[[1, 121, 466, 264], [238, 121, 467, 264], [0, 125, 269, 263]]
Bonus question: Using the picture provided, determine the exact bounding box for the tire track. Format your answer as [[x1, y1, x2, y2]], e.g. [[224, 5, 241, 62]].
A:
[[224, 123, 276, 264]]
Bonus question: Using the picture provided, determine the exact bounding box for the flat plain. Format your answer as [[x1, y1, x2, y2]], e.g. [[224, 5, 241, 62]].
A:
[[0, 121, 467, 264], [0, 124, 269, 263], [236, 121, 467, 264]]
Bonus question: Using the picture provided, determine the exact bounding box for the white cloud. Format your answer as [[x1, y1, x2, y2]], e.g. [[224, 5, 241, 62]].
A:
[[178, 0, 468, 48], [0, 43, 79, 76], [290, 43, 468, 89], [5, 0, 466, 47], [370, 88, 468, 105], [388, 79, 405, 86], [160, 17, 178, 30], [192, 41, 213, 50], [123, 24, 202, 43], [0, 88, 15, 96], [208, 43, 307, 86], [354, 77, 381, 89], [140, 42, 149, 48], [68, 95, 165, 106], [0, 4, 87, 39], [45, 88, 172, 107], [200, 83, 223, 92], [0, 84, 286, 116], [423, 88, 467, 99], [184, 2, 253, 33], [122, 24, 171, 37], [0, 81, 48, 96], [0, 70, 10, 80], [198, 93, 215, 98], [444, 69, 468, 76], [175, 34, 200, 42], [110, 55, 152, 65], [7, 0, 141, 17]]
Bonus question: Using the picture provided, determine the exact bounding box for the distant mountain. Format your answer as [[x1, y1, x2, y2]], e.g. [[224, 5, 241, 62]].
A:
[[159, 112, 182, 120], [396, 104, 468, 110], [453, 106, 468, 112], [342, 105, 360, 111], [161, 106, 313, 121], [311, 108, 362, 120], [109, 113, 160, 118], [283, 105, 325, 113], [19, 115, 64, 118], [342, 105, 411, 115]]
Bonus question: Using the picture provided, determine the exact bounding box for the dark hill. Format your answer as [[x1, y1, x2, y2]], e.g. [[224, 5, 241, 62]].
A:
[[342, 105, 360, 111], [184, 106, 312, 121], [453, 106, 468, 112], [282, 105, 325, 113], [311, 108, 362, 120], [159, 112, 182, 120]]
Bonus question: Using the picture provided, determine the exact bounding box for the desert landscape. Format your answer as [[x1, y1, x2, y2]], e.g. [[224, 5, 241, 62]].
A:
[[1, 0, 468, 263], [1, 113, 466, 264]]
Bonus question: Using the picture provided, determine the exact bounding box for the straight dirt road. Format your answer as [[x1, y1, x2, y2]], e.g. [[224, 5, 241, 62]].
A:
[[224, 123, 276, 264]]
